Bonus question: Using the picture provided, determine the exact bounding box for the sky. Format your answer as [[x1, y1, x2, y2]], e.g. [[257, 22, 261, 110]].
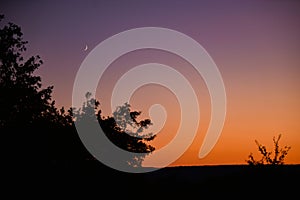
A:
[[1, 0, 300, 166]]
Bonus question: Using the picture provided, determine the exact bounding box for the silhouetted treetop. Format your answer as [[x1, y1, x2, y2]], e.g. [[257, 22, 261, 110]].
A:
[[72, 93, 156, 167], [73, 93, 156, 153], [0, 15, 53, 128], [0, 15, 156, 167]]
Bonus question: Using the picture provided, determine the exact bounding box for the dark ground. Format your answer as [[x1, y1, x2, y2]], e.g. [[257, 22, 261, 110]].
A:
[[18, 160, 298, 198]]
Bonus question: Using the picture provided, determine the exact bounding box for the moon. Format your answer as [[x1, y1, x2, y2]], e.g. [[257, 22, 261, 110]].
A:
[[84, 45, 88, 51]]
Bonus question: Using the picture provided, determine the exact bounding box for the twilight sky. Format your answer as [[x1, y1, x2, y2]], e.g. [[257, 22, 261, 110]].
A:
[[1, 0, 300, 166]]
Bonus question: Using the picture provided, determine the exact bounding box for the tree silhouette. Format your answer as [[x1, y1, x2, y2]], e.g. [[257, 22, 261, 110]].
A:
[[0, 15, 92, 163], [112, 102, 155, 141], [0, 14, 60, 163], [0, 14, 156, 168], [73, 93, 156, 167], [0, 15, 54, 129], [246, 134, 291, 165]]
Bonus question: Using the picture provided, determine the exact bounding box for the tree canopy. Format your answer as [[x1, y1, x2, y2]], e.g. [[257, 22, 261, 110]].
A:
[[0, 14, 156, 168], [0, 14, 53, 128], [73, 92, 156, 167]]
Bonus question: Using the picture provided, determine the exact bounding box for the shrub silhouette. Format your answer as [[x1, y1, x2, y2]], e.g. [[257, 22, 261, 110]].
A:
[[246, 134, 291, 165]]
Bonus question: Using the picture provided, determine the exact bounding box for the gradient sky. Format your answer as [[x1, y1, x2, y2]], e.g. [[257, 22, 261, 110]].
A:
[[1, 0, 299, 166]]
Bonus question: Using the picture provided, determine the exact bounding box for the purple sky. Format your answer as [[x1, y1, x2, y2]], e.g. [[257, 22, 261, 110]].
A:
[[2, 0, 299, 108], [1, 0, 300, 165]]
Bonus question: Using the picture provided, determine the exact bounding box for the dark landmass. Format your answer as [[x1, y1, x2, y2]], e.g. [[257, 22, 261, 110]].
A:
[[23, 160, 299, 198]]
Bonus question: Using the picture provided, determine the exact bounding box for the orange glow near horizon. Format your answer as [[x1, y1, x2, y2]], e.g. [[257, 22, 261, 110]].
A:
[[8, 0, 298, 167], [95, 48, 300, 167]]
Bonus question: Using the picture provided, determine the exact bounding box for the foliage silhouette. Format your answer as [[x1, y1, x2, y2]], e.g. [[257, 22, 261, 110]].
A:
[[73, 92, 156, 167], [0, 15, 156, 168], [246, 134, 291, 165], [0, 14, 53, 128], [0, 14, 62, 163]]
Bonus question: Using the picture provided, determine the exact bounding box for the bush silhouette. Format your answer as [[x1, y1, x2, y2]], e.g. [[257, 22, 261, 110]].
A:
[[246, 134, 291, 165]]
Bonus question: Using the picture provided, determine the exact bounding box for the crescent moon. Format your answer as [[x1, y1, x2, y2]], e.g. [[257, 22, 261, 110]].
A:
[[84, 45, 88, 51]]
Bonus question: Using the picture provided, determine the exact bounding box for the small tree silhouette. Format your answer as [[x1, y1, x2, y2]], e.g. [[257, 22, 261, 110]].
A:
[[73, 92, 156, 167], [246, 134, 291, 165]]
